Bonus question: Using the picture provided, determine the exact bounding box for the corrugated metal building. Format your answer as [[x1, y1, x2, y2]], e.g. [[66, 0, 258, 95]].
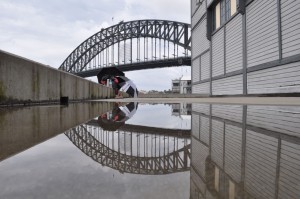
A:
[[191, 0, 300, 95]]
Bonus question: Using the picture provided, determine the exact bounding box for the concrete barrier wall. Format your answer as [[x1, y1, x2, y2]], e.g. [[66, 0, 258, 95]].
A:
[[0, 50, 122, 104], [0, 102, 115, 161]]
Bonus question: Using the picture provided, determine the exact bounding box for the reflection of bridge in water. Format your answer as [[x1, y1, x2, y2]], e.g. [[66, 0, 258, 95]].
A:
[[65, 124, 191, 175]]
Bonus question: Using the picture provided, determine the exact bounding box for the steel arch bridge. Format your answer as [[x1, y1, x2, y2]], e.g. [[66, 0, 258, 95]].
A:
[[65, 124, 191, 175], [59, 19, 191, 77]]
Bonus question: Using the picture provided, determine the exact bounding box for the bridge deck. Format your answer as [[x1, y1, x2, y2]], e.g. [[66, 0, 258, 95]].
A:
[[75, 57, 191, 77]]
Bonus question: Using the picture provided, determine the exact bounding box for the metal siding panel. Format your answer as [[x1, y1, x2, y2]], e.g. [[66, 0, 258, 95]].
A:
[[192, 0, 207, 28], [247, 61, 300, 95], [212, 105, 243, 123], [190, 179, 198, 199], [200, 115, 210, 145], [201, 51, 210, 80], [192, 113, 200, 139], [247, 105, 300, 138], [245, 130, 278, 199], [212, 29, 225, 77], [211, 120, 224, 168], [192, 18, 210, 59], [192, 58, 200, 83], [281, 0, 300, 58], [225, 124, 242, 182], [192, 82, 210, 94], [278, 141, 300, 199], [192, 84, 197, 94], [191, 0, 199, 16], [226, 15, 243, 73], [190, 169, 206, 197], [191, 137, 210, 177], [192, 103, 210, 115], [212, 75, 243, 95], [246, 0, 279, 67]]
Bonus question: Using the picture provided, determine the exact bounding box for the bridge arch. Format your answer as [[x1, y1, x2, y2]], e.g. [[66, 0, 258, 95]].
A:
[[65, 124, 191, 175], [59, 19, 191, 75]]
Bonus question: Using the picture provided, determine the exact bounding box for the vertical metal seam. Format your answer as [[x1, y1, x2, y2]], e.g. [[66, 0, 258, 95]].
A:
[[277, 0, 283, 60], [191, 57, 194, 89], [242, 10, 248, 95], [209, 104, 212, 155], [191, 13, 194, 89], [199, 56, 202, 81], [241, 105, 247, 197], [224, 25, 227, 75], [223, 121, 226, 170], [199, 113, 201, 140], [275, 137, 282, 199], [210, 38, 213, 96]]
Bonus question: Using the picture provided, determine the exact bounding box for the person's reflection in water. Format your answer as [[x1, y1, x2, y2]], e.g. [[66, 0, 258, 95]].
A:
[[98, 102, 138, 131], [65, 103, 191, 176]]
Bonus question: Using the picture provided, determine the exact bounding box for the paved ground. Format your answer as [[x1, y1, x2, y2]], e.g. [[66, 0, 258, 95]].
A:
[[95, 97, 300, 106]]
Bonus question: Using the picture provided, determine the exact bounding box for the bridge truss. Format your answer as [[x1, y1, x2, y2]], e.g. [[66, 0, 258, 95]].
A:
[[65, 124, 191, 175], [59, 20, 191, 77]]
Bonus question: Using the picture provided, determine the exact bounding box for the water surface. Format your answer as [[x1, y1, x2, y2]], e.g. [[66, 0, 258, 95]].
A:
[[0, 102, 299, 199]]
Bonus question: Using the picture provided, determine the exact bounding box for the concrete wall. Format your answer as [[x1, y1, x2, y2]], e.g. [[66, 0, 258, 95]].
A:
[[0, 102, 115, 161], [0, 50, 121, 104], [191, 0, 300, 96]]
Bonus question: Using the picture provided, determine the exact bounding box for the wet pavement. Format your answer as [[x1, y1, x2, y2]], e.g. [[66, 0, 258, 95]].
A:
[[0, 102, 299, 199]]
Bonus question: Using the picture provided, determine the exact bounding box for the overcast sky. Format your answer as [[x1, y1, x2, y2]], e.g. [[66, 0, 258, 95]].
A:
[[0, 0, 191, 91]]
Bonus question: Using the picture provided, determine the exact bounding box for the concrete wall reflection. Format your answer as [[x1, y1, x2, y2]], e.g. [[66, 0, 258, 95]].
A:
[[0, 102, 114, 161]]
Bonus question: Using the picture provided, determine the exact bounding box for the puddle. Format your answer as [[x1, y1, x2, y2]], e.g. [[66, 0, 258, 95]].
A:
[[0, 102, 299, 198]]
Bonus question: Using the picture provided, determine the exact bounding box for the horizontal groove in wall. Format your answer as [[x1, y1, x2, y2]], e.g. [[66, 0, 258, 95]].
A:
[[247, 54, 300, 73], [192, 49, 210, 62]]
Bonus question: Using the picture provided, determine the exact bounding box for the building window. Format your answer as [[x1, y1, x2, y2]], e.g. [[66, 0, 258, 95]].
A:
[[207, 0, 245, 40], [225, 0, 231, 20], [231, 0, 237, 15], [220, 0, 226, 25], [212, 0, 237, 31], [229, 180, 235, 199], [214, 167, 220, 192], [214, 2, 221, 30]]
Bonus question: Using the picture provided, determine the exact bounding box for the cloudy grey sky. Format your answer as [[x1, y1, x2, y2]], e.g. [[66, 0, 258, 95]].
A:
[[0, 0, 191, 91]]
